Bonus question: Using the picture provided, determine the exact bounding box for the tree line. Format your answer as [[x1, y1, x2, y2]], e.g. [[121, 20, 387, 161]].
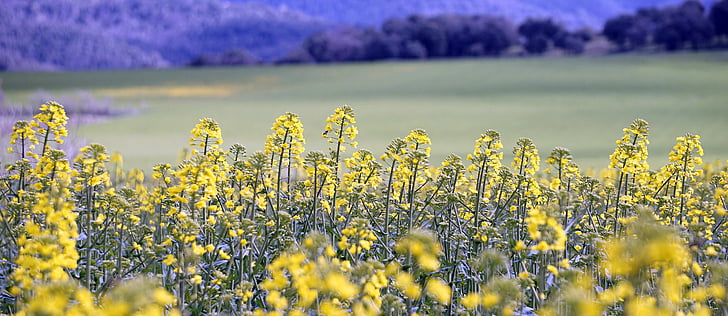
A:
[[276, 14, 593, 64], [192, 0, 728, 66], [604, 0, 727, 51]]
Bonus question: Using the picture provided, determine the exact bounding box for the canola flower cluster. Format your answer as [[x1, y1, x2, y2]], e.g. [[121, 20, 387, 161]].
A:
[[2, 103, 728, 316]]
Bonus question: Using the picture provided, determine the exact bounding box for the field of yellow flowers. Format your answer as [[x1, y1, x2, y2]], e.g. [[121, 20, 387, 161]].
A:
[[1, 102, 728, 315]]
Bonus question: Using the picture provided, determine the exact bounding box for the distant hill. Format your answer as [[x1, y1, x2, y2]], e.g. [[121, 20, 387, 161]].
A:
[[228, 0, 712, 28], [0, 0, 330, 71], [0, 0, 717, 71]]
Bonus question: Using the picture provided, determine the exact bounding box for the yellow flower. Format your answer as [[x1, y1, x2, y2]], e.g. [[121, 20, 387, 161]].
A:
[[266, 290, 288, 310], [192, 243, 206, 255], [526, 207, 566, 252], [514, 240, 527, 251], [219, 249, 231, 260], [609, 119, 649, 173], [481, 292, 501, 308], [425, 278, 451, 304], [152, 288, 176, 305], [323, 105, 357, 148], [325, 273, 358, 300], [320, 300, 348, 316], [511, 137, 540, 176], [709, 284, 725, 299], [462, 292, 480, 310], [13, 185, 78, 292], [189, 118, 223, 151], [691, 261, 704, 276], [558, 259, 571, 268], [533, 240, 550, 252], [394, 272, 421, 300], [395, 230, 442, 271], [418, 254, 440, 271], [546, 265, 559, 276]]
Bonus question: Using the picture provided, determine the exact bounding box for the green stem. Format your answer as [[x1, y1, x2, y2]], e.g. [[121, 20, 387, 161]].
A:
[[275, 129, 290, 215], [40, 112, 54, 158], [84, 169, 95, 290], [473, 154, 489, 231], [312, 164, 318, 230], [383, 160, 397, 249]]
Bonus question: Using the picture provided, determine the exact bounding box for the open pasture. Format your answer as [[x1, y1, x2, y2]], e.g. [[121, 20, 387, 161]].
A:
[[3, 52, 728, 171]]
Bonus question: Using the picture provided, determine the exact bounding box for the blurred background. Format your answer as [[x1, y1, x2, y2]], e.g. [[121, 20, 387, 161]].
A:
[[1, 0, 727, 171]]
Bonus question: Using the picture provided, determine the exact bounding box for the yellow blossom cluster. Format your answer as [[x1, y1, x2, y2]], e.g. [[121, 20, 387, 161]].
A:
[[188, 118, 223, 154], [342, 149, 383, 193], [594, 210, 717, 315], [461, 278, 521, 315], [33, 101, 69, 155], [394, 230, 442, 271], [5, 103, 728, 316], [12, 185, 79, 293], [545, 147, 580, 191], [526, 206, 567, 252], [17, 278, 178, 316], [609, 118, 650, 174], [259, 234, 383, 315], [467, 130, 504, 219], [511, 137, 542, 204], [7, 120, 38, 157], [323, 104, 358, 151], [512, 137, 540, 176], [265, 112, 305, 164], [338, 218, 377, 256]]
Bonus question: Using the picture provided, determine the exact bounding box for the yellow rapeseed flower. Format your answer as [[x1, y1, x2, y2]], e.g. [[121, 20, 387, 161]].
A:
[[425, 278, 451, 304]]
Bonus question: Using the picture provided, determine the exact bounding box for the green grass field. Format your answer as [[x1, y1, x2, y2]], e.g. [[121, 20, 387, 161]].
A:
[[3, 52, 728, 171]]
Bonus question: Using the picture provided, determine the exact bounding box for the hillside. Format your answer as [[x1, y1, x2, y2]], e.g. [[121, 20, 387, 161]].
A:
[[0, 0, 330, 71], [230, 0, 709, 28], [1, 0, 719, 71]]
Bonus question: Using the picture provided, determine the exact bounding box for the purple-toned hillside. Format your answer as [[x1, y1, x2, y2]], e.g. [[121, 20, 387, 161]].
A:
[[0, 0, 723, 71], [0, 0, 330, 71], [229, 0, 709, 27]]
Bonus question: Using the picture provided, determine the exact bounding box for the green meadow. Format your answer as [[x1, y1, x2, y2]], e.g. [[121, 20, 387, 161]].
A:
[[3, 52, 728, 171]]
